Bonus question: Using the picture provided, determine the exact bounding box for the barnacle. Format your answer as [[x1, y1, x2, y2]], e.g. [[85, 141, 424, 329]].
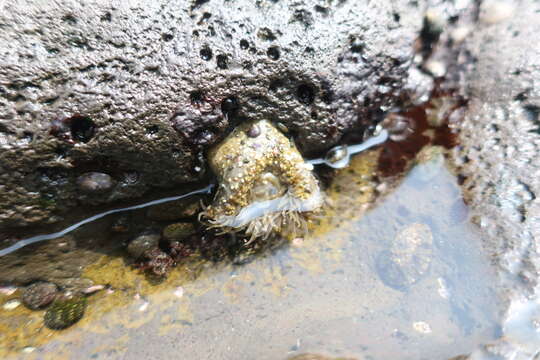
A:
[[201, 120, 323, 241]]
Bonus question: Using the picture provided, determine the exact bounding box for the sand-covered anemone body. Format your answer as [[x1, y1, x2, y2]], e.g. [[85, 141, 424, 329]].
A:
[[201, 120, 323, 240]]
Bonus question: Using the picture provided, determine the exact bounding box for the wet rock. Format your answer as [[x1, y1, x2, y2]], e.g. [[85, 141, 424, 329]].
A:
[[44, 293, 87, 330], [146, 197, 202, 221], [0, 235, 101, 290], [76, 172, 114, 193], [162, 223, 196, 243], [454, 0, 540, 299], [450, 1, 540, 358], [375, 223, 433, 291], [127, 231, 160, 259], [22, 282, 58, 310], [0, 0, 429, 229], [170, 102, 228, 146]]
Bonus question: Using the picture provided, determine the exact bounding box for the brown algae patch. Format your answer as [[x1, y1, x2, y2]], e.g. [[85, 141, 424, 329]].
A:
[[202, 120, 323, 240]]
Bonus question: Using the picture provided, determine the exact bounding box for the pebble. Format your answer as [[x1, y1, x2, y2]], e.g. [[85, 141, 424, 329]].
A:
[[82, 285, 105, 295], [246, 124, 261, 138], [127, 231, 161, 259], [76, 172, 114, 193], [423, 59, 446, 78], [413, 321, 432, 334], [0, 286, 17, 296], [324, 146, 349, 168], [480, 0, 515, 24], [424, 9, 445, 37], [138, 300, 149, 312], [3, 299, 21, 311], [174, 287, 184, 298], [383, 113, 414, 142], [292, 238, 304, 247], [450, 26, 471, 44], [22, 282, 58, 310]]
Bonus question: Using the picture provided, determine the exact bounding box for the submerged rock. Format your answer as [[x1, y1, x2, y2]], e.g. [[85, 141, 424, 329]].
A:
[[127, 231, 160, 259], [138, 248, 174, 277], [375, 223, 433, 291], [22, 282, 58, 310]]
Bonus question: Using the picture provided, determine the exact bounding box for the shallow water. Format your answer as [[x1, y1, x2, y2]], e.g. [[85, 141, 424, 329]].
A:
[[0, 148, 503, 360]]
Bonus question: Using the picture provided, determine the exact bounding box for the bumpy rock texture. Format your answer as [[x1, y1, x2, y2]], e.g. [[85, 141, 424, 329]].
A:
[[455, 0, 540, 299], [0, 0, 428, 230], [451, 0, 540, 358]]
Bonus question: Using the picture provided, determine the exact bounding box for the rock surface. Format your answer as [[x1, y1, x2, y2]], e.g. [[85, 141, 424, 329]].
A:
[[0, 0, 428, 229], [451, 0, 540, 357]]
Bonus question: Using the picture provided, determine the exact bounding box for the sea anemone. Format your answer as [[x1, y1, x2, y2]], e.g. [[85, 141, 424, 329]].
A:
[[201, 120, 323, 241]]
